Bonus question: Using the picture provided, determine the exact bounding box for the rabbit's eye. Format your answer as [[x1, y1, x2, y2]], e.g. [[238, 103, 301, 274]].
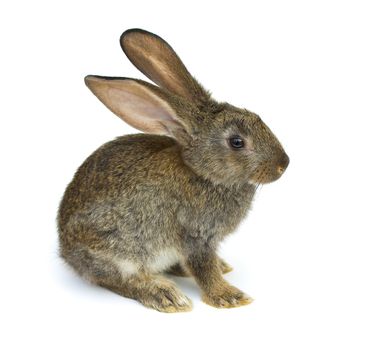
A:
[[229, 136, 244, 149]]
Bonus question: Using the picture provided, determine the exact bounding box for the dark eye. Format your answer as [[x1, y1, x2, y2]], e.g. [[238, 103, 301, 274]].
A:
[[229, 136, 244, 149]]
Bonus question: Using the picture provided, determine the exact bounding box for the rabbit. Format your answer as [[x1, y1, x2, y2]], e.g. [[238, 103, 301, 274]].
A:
[[57, 28, 289, 312]]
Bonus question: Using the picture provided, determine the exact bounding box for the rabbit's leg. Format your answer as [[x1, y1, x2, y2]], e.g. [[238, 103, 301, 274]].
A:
[[61, 244, 192, 312], [97, 272, 193, 313], [186, 249, 252, 308], [167, 256, 232, 277]]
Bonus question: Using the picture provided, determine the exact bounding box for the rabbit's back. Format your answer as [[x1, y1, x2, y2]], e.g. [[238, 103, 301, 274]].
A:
[[58, 134, 176, 228]]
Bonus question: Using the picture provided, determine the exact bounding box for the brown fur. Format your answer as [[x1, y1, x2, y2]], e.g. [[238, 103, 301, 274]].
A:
[[58, 29, 289, 312], [167, 257, 233, 277]]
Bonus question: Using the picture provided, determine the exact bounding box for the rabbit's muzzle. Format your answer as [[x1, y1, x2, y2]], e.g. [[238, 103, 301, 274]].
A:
[[249, 151, 289, 184]]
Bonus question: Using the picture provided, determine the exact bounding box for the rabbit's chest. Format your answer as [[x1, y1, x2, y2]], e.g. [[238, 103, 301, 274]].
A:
[[177, 183, 255, 242]]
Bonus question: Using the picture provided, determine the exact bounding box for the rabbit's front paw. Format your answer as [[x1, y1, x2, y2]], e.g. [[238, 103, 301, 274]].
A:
[[202, 285, 253, 308]]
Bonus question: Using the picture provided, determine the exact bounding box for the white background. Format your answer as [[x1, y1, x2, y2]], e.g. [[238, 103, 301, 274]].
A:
[[1, 1, 368, 349]]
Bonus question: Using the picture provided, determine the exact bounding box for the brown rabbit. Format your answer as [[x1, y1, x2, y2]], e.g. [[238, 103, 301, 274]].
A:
[[57, 28, 289, 312]]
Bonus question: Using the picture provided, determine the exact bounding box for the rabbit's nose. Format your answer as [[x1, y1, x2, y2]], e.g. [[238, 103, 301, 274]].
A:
[[277, 153, 289, 175]]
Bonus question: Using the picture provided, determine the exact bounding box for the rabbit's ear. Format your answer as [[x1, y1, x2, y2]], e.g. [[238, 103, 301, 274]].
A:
[[120, 29, 210, 106], [85, 75, 189, 137]]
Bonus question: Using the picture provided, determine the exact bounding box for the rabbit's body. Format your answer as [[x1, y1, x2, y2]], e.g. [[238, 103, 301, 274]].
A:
[[58, 29, 289, 312], [58, 134, 254, 277]]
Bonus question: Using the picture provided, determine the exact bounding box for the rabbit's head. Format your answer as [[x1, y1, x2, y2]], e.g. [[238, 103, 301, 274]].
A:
[[85, 29, 289, 186]]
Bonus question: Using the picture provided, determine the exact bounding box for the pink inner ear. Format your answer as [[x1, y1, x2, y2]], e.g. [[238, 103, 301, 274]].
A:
[[108, 87, 171, 133], [85, 76, 185, 136], [112, 82, 178, 132]]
